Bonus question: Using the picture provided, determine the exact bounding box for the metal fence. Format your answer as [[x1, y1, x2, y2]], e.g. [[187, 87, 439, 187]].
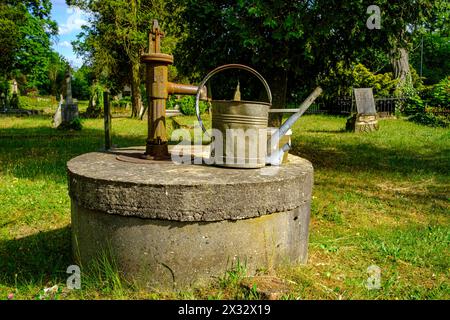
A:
[[303, 96, 405, 117]]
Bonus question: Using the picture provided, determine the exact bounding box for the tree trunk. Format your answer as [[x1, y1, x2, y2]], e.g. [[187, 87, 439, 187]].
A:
[[391, 47, 411, 90], [268, 69, 288, 127], [130, 61, 142, 118]]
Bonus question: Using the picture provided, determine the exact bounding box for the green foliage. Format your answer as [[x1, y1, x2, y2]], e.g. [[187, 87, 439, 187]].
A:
[[118, 96, 131, 108], [402, 76, 449, 127], [219, 259, 247, 289], [44, 52, 68, 97], [0, 78, 9, 107], [84, 81, 105, 118], [111, 96, 131, 109], [0, 0, 62, 96], [171, 0, 445, 109], [429, 76, 450, 107], [403, 94, 425, 116], [410, 33, 450, 85], [72, 65, 94, 100], [409, 112, 449, 128], [71, 0, 166, 116], [319, 62, 398, 99], [57, 117, 83, 131], [166, 95, 177, 109], [18, 95, 57, 113], [177, 96, 208, 116], [91, 82, 104, 107], [69, 117, 83, 131], [9, 93, 20, 109], [0, 3, 23, 77]]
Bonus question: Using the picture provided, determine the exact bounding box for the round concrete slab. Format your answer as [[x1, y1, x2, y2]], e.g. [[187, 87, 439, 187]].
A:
[[68, 146, 314, 289], [67, 146, 313, 222]]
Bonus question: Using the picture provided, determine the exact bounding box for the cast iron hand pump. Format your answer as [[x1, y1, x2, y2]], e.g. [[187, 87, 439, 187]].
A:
[[141, 20, 206, 160]]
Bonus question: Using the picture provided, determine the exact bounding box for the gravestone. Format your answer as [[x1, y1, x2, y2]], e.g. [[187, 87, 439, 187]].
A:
[[62, 69, 79, 124], [52, 95, 63, 128], [346, 88, 379, 132]]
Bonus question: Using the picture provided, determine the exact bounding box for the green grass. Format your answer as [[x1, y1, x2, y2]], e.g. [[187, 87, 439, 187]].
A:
[[0, 112, 449, 300], [18, 96, 90, 114]]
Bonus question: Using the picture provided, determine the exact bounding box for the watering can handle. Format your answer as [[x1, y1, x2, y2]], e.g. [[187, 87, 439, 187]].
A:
[[195, 64, 272, 133]]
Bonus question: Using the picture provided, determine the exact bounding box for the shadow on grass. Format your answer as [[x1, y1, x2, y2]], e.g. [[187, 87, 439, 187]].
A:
[[0, 226, 72, 287], [2, 122, 449, 182], [305, 129, 347, 133], [291, 138, 450, 177], [0, 125, 146, 183]]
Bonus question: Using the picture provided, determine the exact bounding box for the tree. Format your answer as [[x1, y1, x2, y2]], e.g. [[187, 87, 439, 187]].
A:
[[170, 0, 446, 122], [410, 32, 450, 84], [0, 0, 59, 95], [169, 0, 311, 126], [70, 0, 166, 117], [0, 3, 23, 78], [46, 52, 68, 97], [410, 1, 450, 84], [302, 0, 446, 91], [72, 64, 94, 100], [15, 10, 58, 92]]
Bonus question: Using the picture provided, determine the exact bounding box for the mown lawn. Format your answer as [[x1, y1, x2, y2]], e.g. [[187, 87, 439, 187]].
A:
[[0, 113, 448, 300]]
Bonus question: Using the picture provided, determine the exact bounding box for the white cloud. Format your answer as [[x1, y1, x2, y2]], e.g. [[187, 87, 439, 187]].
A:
[[58, 7, 87, 35], [70, 56, 84, 68], [66, 54, 84, 68], [58, 41, 72, 48]]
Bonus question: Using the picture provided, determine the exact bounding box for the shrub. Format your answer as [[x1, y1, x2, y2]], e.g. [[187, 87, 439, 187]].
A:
[[84, 83, 104, 118], [118, 96, 131, 108], [57, 117, 83, 131], [429, 76, 450, 108], [319, 62, 399, 100], [409, 112, 449, 128], [178, 96, 208, 116], [402, 94, 425, 116], [9, 93, 20, 109], [166, 95, 177, 109], [70, 117, 83, 130], [402, 76, 449, 128]]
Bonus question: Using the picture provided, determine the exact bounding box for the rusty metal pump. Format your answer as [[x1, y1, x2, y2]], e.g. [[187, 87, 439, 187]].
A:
[[140, 20, 205, 160]]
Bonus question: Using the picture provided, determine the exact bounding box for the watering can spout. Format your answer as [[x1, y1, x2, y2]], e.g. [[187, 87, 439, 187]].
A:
[[267, 87, 323, 165]]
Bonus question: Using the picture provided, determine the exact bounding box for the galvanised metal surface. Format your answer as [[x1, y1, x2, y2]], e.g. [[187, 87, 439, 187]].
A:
[[195, 64, 273, 168], [211, 100, 270, 168]]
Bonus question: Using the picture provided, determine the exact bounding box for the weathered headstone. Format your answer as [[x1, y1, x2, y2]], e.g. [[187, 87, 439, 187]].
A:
[[62, 68, 79, 124], [346, 88, 379, 132], [355, 88, 376, 115], [52, 95, 63, 128]]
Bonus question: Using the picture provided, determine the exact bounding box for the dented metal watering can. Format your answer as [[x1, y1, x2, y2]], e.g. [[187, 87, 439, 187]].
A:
[[195, 64, 322, 168]]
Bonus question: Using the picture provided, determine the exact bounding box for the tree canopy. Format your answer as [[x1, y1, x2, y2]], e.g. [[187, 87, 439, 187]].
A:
[[0, 0, 67, 97], [169, 0, 448, 117], [1, 0, 447, 116], [70, 0, 166, 117]]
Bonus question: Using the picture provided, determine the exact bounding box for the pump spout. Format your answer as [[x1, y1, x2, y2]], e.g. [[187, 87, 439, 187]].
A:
[[268, 87, 323, 152]]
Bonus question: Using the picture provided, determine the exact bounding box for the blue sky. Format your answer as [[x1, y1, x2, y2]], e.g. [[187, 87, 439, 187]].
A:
[[50, 0, 90, 68]]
